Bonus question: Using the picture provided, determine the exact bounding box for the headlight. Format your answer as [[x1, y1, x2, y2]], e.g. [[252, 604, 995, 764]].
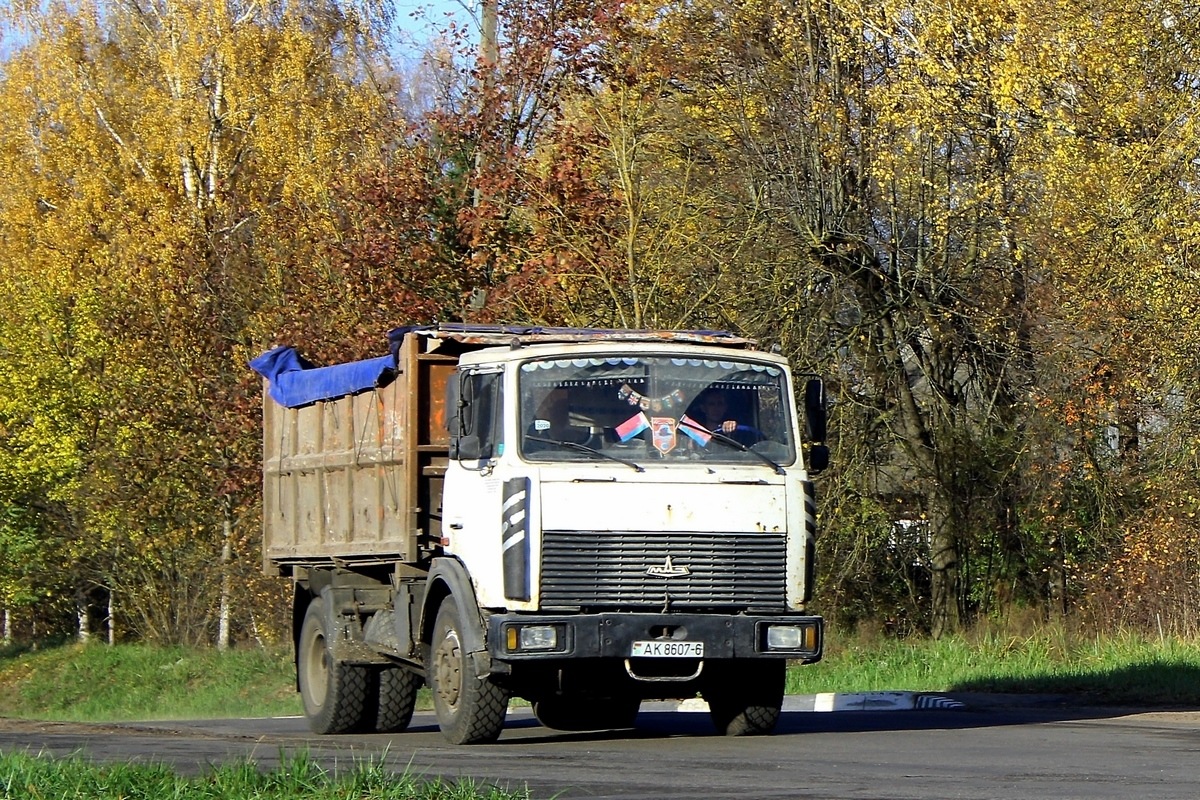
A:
[[503, 623, 565, 652], [764, 623, 817, 652], [519, 625, 559, 650]]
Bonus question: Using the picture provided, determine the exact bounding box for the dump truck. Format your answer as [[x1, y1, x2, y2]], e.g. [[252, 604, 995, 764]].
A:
[[251, 324, 828, 743]]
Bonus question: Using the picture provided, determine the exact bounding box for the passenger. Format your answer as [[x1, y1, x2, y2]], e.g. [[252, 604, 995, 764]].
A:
[[526, 387, 591, 447]]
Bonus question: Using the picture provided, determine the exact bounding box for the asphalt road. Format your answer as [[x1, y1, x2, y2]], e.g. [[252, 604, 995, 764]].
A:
[[3, 696, 1200, 799]]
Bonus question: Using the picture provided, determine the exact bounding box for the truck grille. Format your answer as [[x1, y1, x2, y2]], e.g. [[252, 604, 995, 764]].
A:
[[540, 530, 787, 610]]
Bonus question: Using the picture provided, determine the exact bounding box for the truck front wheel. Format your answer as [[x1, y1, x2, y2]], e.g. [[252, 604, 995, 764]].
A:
[[701, 659, 785, 736], [428, 596, 509, 744], [298, 596, 370, 734]]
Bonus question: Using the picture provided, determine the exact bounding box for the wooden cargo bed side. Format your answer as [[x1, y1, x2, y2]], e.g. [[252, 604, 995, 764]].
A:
[[261, 334, 457, 575]]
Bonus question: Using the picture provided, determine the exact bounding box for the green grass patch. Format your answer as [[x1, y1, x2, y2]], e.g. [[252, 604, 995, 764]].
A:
[[0, 750, 532, 799], [0, 642, 303, 722], [5, 627, 1200, 726], [788, 626, 1200, 705], [0, 642, 442, 723]]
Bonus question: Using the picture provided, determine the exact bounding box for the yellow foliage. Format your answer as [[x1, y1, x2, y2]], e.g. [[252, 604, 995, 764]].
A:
[[0, 0, 392, 638]]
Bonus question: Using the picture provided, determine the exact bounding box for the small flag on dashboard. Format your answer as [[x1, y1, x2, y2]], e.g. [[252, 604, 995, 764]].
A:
[[616, 412, 651, 442]]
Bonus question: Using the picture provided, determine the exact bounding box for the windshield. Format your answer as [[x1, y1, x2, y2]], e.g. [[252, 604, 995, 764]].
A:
[[518, 354, 796, 466]]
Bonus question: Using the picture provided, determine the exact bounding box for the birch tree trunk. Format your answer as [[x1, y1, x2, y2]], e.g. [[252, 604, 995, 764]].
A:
[[76, 591, 91, 643], [217, 498, 233, 651]]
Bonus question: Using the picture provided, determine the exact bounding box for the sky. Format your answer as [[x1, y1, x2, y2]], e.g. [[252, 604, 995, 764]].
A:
[[0, 2, 482, 65], [392, 0, 480, 59]]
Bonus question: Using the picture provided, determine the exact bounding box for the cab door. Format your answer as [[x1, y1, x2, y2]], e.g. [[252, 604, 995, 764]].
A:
[[442, 366, 508, 604]]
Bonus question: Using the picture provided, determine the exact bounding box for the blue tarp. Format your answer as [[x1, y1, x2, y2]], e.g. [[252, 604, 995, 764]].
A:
[[250, 346, 396, 408], [252, 323, 745, 409]]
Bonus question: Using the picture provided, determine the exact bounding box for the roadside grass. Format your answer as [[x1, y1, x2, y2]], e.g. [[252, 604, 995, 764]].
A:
[[789, 624, 1200, 705], [0, 750, 532, 799], [4, 624, 1200, 725], [3, 629, 1200, 800], [0, 642, 303, 722]]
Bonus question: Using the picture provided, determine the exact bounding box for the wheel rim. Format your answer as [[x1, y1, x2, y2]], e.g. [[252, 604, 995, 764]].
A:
[[434, 627, 463, 712], [303, 628, 329, 708]]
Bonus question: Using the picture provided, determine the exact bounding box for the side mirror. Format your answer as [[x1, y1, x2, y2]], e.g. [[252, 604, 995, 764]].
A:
[[445, 372, 491, 461], [803, 378, 829, 474], [455, 434, 484, 461], [446, 375, 482, 460], [445, 378, 463, 437], [809, 444, 830, 473], [804, 378, 827, 442]]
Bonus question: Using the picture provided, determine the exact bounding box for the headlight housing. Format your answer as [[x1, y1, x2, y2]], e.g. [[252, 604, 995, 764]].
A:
[[761, 622, 819, 654], [503, 623, 567, 653]]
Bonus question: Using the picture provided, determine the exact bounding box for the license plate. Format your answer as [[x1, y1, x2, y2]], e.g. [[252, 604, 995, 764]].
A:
[[630, 640, 704, 658]]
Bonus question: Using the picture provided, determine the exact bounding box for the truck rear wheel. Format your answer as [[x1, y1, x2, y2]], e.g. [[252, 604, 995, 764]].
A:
[[532, 696, 641, 731], [298, 596, 370, 734], [702, 660, 785, 736], [428, 596, 509, 744], [371, 666, 420, 733]]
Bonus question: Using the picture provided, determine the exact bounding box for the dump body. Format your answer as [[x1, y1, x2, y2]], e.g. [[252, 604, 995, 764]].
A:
[[260, 332, 455, 574]]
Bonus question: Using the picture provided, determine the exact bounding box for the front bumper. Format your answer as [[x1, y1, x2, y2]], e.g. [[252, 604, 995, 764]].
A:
[[487, 611, 823, 663]]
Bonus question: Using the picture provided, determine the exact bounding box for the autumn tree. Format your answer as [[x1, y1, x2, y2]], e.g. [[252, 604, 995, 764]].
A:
[[3, 0, 1198, 646], [0, 0, 396, 644], [504, 55, 768, 327], [636, 0, 1200, 636], [646, 0, 1043, 635], [1011, 0, 1200, 631], [383, 0, 761, 331]]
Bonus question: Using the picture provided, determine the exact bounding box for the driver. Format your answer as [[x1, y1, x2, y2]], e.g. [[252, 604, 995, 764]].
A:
[[690, 389, 739, 434]]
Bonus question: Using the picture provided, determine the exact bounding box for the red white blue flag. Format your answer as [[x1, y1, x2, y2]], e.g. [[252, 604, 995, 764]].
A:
[[678, 414, 712, 446], [616, 411, 651, 442]]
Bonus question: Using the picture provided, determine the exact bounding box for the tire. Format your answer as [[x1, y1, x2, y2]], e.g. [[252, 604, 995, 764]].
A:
[[702, 660, 784, 736], [297, 595, 370, 734], [532, 696, 641, 731], [371, 666, 420, 733], [428, 596, 509, 744]]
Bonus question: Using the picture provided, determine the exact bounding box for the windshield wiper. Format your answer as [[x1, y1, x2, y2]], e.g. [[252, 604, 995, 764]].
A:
[[525, 435, 645, 472], [676, 419, 786, 475]]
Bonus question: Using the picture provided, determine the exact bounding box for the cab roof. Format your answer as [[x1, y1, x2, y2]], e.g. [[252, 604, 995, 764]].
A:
[[396, 323, 758, 354]]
